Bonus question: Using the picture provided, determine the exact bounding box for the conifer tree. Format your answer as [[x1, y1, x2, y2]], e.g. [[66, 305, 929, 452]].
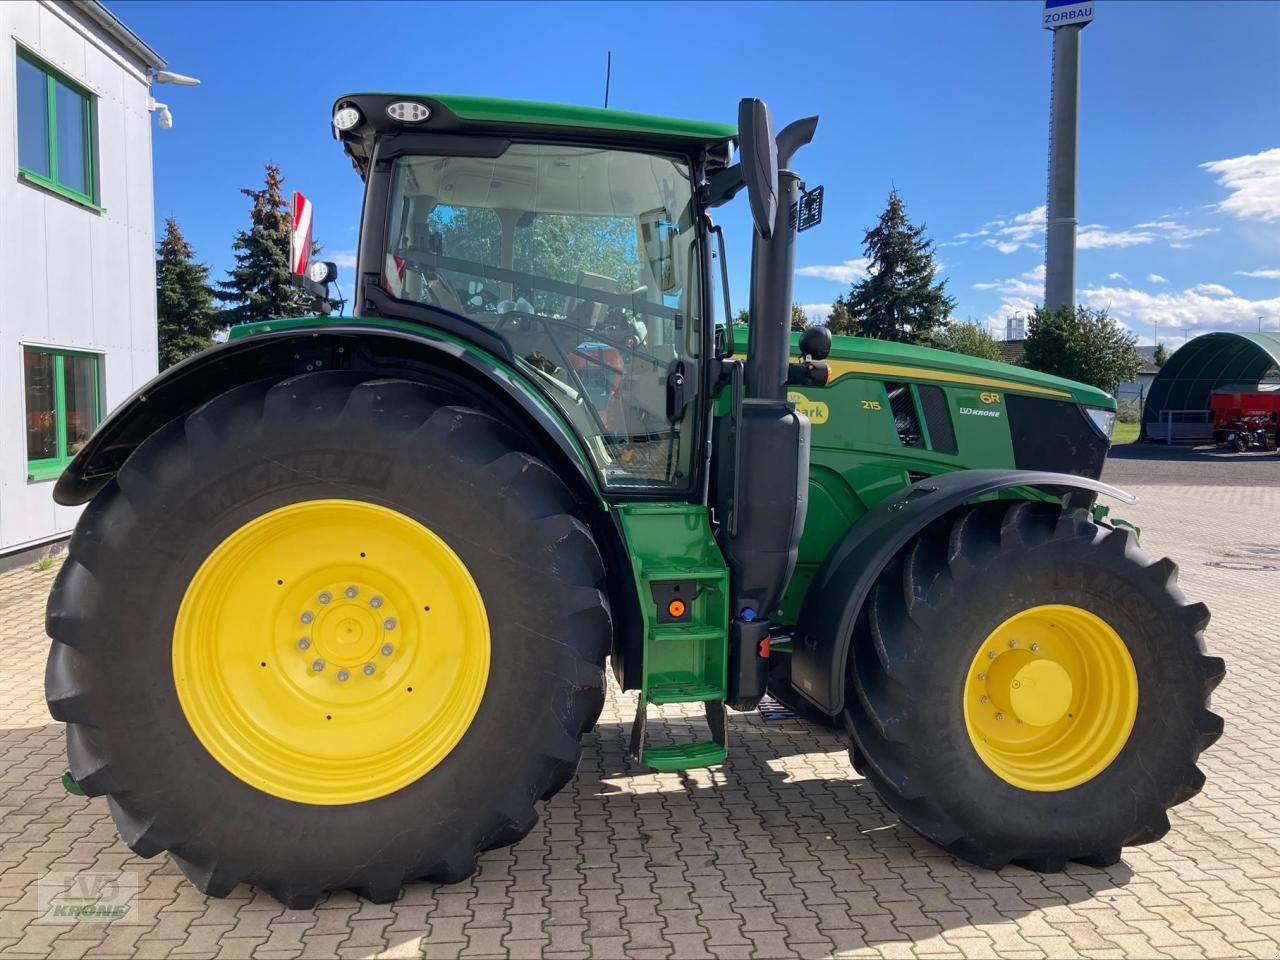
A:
[[839, 190, 954, 342], [216, 163, 309, 323], [156, 217, 217, 369]]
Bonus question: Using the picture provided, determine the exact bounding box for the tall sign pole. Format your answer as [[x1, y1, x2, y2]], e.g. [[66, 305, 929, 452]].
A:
[[1043, 0, 1093, 313]]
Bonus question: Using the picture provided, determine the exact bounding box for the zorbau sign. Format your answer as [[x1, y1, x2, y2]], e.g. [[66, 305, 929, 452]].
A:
[[1043, 0, 1094, 29]]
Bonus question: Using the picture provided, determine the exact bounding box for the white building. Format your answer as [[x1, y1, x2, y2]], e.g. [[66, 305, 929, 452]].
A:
[[0, 1, 163, 561]]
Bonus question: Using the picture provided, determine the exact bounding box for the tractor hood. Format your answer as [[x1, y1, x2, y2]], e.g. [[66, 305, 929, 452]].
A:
[[786, 329, 1116, 409]]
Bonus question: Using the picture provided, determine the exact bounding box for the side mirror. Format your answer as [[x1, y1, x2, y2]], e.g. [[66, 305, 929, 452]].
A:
[[799, 325, 832, 361], [738, 98, 778, 240]]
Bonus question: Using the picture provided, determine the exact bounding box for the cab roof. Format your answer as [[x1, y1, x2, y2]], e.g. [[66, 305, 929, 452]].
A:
[[332, 93, 737, 178]]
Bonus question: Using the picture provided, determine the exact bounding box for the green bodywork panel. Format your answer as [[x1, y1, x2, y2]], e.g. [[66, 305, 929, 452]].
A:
[[756, 329, 1114, 626], [228, 315, 605, 505], [615, 502, 729, 770], [349, 92, 737, 145]]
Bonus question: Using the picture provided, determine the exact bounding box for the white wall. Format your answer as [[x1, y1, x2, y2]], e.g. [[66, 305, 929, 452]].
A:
[[0, 1, 158, 553]]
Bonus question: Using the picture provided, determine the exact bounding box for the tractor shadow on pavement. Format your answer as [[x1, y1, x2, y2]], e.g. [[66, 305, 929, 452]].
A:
[[563, 705, 1135, 946]]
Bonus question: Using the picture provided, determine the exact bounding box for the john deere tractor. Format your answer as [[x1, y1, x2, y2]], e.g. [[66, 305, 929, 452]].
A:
[[46, 94, 1223, 906]]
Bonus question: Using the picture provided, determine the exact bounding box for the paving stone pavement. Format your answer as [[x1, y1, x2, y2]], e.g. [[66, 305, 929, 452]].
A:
[[1, 480, 1278, 959]]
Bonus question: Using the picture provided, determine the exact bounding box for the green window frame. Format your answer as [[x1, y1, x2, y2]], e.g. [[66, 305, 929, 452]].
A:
[[23, 346, 103, 482], [15, 46, 100, 210]]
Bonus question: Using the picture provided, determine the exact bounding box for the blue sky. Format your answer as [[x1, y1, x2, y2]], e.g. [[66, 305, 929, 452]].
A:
[[117, 0, 1279, 346]]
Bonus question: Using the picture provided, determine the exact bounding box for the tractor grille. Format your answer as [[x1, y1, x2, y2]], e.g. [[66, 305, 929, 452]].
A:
[[1005, 395, 1108, 479]]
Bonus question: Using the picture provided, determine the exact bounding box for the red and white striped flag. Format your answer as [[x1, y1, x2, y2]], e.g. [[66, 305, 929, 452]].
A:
[[291, 191, 313, 276]]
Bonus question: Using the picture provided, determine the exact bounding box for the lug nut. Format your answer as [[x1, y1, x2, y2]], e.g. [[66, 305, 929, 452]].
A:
[[380, 643, 394, 656], [988, 651, 997, 660], [383, 618, 397, 631], [363, 663, 376, 677], [298, 637, 311, 650], [1008, 639, 1018, 648], [312, 659, 325, 672], [300, 611, 314, 625], [994, 712, 1005, 721], [979, 695, 989, 705], [977, 673, 986, 681], [1030, 642, 1040, 653], [370, 596, 383, 609], [318, 591, 332, 605], [336, 669, 350, 682], [345, 585, 359, 598]]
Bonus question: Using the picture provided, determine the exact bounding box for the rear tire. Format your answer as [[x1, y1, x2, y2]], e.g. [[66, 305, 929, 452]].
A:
[[46, 372, 611, 906], [843, 499, 1223, 870]]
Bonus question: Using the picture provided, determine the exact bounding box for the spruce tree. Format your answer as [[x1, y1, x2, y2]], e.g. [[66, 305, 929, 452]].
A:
[[156, 217, 217, 369], [790, 304, 809, 331], [825, 301, 858, 336], [216, 163, 309, 324], [841, 190, 955, 342]]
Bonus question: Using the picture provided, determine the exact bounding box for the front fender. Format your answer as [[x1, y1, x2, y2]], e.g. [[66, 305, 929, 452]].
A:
[[54, 320, 602, 508], [788, 469, 1136, 715]]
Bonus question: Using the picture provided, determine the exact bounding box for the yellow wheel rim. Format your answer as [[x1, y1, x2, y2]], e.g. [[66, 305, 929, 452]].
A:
[[963, 604, 1137, 792], [173, 499, 489, 805]]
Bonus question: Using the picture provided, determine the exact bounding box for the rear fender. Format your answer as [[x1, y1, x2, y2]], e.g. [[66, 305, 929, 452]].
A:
[[788, 469, 1136, 715], [53, 323, 603, 509]]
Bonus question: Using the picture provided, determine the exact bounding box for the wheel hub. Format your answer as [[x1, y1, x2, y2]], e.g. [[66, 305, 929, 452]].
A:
[[963, 604, 1138, 792], [300, 581, 399, 683]]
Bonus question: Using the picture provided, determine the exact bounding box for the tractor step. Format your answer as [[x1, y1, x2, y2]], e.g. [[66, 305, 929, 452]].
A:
[[630, 699, 729, 772], [642, 741, 728, 771], [615, 502, 732, 772]]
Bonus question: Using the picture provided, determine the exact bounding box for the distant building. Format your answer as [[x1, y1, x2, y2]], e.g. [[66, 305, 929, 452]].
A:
[[0, 2, 164, 559], [999, 338, 1160, 404], [1114, 346, 1161, 407]]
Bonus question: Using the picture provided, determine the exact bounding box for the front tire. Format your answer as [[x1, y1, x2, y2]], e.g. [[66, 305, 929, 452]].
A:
[[46, 372, 611, 906], [844, 499, 1224, 870]]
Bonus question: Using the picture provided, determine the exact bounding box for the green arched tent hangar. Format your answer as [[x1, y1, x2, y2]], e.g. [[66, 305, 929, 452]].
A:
[[1141, 332, 1280, 442]]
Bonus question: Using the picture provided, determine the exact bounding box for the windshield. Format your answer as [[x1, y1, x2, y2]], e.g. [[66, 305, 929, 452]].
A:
[[382, 144, 703, 491]]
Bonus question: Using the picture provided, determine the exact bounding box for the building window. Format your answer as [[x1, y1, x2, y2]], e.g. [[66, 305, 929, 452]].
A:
[[24, 347, 103, 482], [16, 48, 98, 208]]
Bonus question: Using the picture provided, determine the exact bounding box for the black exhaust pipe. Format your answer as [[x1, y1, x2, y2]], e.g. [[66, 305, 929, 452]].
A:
[[744, 116, 819, 401]]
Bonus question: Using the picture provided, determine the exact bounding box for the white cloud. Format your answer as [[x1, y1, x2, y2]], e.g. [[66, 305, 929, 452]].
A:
[[795, 257, 870, 283], [330, 249, 358, 269], [973, 264, 1044, 333], [799, 303, 833, 325], [1133, 218, 1218, 243], [962, 205, 1215, 256], [982, 206, 1045, 254], [1080, 281, 1280, 336], [1147, 273, 1168, 284], [1077, 226, 1158, 249], [971, 262, 1280, 340], [1237, 267, 1280, 279], [1200, 147, 1280, 222], [1108, 272, 1128, 282]]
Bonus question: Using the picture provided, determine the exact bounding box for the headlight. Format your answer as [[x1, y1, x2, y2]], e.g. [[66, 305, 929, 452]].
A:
[[386, 101, 431, 123], [1083, 406, 1116, 440], [332, 105, 362, 131]]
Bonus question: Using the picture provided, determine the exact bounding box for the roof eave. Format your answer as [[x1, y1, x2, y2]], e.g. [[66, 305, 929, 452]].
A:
[[70, 1, 166, 70]]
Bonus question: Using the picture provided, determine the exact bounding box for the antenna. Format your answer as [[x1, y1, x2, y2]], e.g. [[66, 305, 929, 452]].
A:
[[603, 51, 612, 109]]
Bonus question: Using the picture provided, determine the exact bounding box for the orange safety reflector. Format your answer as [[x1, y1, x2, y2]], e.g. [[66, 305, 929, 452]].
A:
[[759, 637, 771, 658], [667, 599, 686, 618]]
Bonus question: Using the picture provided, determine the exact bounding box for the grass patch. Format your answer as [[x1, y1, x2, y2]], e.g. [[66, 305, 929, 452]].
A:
[[1112, 421, 1139, 445]]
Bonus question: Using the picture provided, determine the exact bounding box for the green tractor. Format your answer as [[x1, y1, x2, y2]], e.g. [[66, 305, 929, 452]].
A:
[[46, 94, 1222, 906]]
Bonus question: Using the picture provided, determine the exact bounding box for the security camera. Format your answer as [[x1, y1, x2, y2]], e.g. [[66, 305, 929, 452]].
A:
[[154, 103, 173, 130]]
